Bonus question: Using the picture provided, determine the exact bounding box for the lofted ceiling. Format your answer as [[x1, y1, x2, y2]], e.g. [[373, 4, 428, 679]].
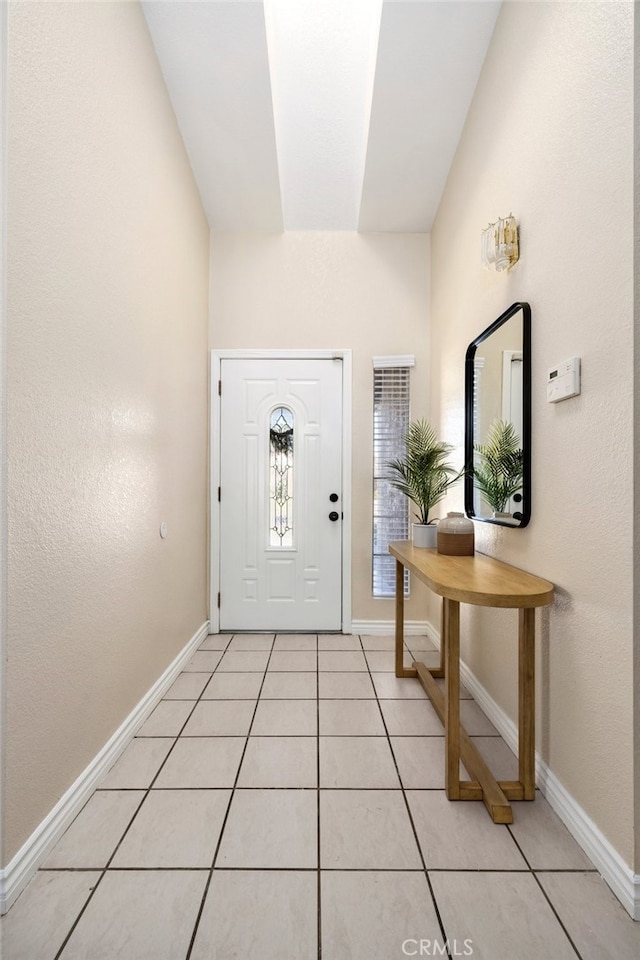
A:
[[142, 0, 502, 233]]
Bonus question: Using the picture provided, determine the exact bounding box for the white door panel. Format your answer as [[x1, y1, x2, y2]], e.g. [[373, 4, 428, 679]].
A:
[[219, 358, 343, 630]]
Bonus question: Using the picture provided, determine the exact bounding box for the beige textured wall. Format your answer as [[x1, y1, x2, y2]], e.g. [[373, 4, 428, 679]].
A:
[[209, 231, 433, 623], [635, 0, 640, 877], [430, 2, 635, 864], [5, 1, 210, 861]]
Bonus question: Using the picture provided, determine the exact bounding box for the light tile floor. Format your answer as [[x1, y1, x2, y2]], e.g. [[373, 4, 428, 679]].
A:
[[2, 633, 640, 960]]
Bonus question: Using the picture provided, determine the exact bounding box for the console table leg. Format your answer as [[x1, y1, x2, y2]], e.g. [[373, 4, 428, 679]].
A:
[[445, 598, 461, 799], [394, 559, 417, 678], [519, 608, 536, 799]]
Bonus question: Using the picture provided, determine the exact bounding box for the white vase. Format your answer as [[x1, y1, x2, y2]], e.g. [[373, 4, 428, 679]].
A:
[[412, 523, 437, 548]]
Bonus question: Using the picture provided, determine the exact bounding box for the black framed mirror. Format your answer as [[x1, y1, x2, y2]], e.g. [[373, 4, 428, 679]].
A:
[[464, 302, 531, 527]]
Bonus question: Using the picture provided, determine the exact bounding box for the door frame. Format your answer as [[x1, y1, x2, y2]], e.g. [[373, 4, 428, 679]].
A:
[[209, 349, 352, 634]]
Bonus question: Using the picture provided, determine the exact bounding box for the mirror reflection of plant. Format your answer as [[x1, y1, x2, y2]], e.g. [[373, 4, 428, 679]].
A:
[[473, 419, 523, 513], [387, 419, 462, 525]]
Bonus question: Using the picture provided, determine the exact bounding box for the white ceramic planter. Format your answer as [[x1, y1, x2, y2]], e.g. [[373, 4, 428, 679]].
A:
[[412, 522, 437, 548]]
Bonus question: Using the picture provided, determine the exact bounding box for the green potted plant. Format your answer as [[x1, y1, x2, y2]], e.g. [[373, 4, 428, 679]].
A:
[[473, 419, 524, 519], [387, 419, 462, 548]]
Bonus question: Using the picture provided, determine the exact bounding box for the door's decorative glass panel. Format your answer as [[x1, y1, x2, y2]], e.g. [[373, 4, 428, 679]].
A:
[[269, 406, 294, 547]]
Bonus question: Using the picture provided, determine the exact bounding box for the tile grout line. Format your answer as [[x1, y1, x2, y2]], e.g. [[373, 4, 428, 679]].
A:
[[50, 634, 236, 960], [363, 637, 455, 959], [506, 826, 585, 960], [50, 806, 143, 960], [184, 634, 276, 960], [316, 636, 322, 960]]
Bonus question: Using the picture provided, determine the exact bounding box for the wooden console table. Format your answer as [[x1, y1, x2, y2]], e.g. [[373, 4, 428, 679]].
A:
[[389, 541, 554, 824]]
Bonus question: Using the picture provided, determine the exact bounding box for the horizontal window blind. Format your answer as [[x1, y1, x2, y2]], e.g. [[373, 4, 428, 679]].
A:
[[372, 366, 410, 598]]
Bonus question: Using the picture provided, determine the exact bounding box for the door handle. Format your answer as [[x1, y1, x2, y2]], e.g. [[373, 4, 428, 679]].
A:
[[329, 493, 339, 503], [328, 511, 339, 522]]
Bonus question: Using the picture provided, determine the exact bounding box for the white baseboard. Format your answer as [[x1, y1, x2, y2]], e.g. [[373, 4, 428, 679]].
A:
[[0, 620, 209, 915], [424, 621, 640, 921], [537, 761, 640, 921], [350, 619, 429, 636]]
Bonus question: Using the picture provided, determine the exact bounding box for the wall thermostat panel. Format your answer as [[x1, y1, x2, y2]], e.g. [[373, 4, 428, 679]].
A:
[[547, 357, 581, 403]]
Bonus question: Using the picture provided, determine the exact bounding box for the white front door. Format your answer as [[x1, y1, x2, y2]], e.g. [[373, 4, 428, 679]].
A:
[[218, 358, 343, 631]]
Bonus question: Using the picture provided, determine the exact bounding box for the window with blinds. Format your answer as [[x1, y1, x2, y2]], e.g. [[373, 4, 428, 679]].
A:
[[372, 364, 411, 598]]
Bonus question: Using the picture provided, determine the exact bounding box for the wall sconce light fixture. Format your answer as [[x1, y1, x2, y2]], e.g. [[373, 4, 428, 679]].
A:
[[481, 214, 519, 272]]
